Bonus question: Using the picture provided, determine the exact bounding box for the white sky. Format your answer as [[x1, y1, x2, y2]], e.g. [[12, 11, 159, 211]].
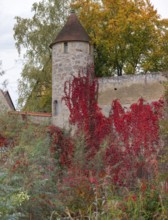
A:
[[0, 0, 40, 108], [0, 0, 168, 109]]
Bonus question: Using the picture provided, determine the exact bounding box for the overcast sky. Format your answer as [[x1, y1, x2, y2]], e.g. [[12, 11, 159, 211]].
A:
[[0, 0, 168, 109]]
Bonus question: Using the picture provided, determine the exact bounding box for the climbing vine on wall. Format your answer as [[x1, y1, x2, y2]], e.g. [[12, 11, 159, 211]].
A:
[[63, 66, 164, 185]]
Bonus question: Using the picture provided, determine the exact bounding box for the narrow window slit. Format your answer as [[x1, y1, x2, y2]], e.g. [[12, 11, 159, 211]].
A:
[[54, 100, 59, 115], [64, 42, 68, 53]]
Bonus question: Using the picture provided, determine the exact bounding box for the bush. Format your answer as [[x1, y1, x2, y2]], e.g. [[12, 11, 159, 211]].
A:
[[0, 69, 167, 219]]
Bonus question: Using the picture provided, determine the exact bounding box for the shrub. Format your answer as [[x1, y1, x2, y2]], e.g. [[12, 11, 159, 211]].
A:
[[0, 67, 166, 219], [63, 66, 164, 185]]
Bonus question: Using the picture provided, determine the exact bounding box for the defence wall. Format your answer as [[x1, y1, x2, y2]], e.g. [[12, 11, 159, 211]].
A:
[[10, 112, 52, 125], [98, 73, 167, 116]]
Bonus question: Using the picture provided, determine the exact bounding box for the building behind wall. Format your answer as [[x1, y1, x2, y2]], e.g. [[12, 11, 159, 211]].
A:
[[0, 90, 15, 112]]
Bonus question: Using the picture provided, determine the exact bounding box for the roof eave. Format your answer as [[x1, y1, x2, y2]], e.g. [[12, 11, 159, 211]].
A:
[[49, 39, 91, 48]]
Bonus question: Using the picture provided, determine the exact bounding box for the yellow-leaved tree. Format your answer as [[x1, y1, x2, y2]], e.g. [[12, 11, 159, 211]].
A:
[[72, 0, 168, 76]]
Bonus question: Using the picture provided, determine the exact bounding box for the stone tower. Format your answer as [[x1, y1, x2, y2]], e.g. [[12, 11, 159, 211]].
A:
[[50, 11, 94, 128]]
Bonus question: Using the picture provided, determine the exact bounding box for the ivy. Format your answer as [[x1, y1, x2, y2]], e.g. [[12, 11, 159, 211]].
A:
[[63, 66, 164, 185]]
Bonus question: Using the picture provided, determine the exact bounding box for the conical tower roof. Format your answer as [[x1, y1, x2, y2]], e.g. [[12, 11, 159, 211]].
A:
[[50, 11, 90, 48]]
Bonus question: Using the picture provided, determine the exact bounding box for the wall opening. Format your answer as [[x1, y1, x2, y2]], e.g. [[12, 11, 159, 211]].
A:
[[89, 44, 92, 55], [54, 100, 59, 115], [64, 42, 68, 53]]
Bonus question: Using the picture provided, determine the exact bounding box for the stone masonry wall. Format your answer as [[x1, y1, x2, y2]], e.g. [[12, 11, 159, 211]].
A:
[[10, 112, 52, 125], [98, 72, 167, 116], [52, 41, 94, 128]]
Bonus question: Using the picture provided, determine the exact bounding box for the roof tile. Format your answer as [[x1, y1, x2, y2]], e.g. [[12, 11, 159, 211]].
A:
[[50, 11, 90, 47]]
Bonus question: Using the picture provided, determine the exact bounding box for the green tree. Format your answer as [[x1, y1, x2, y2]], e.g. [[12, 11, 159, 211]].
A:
[[14, 0, 71, 112], [73, 0, 168, 76]]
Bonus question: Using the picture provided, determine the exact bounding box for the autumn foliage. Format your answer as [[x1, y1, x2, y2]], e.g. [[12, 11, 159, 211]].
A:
[[0, 69, 166, 218], [63, 67, 164, 185], [73, 0, 168, 76], [49, 125, 73, 167]]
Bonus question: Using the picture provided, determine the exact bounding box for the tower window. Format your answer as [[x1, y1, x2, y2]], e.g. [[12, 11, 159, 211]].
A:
[[64, 42, 68, 53], [54, 100, 59, 115], [89, 44, 92, 55]]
